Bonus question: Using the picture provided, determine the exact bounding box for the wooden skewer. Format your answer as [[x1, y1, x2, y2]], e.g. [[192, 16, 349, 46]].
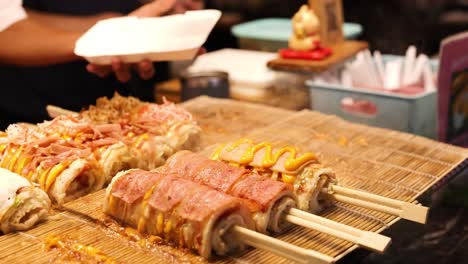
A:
[[324, 185, 428, 224], [288, 208, 391, 253], [233, 226, 334, 264], [46, 105, 78, 118]]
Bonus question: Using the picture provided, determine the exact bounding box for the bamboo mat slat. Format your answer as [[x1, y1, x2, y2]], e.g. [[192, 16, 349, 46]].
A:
[[0, 97, 466, 264], [180, 96, 293, 149]]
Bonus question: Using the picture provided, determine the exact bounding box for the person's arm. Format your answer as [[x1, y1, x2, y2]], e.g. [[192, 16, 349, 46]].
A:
[[25, 9, 121, 32], [0, 18, 81, 66]]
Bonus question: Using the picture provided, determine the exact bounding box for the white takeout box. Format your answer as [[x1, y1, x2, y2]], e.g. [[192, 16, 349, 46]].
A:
[[74, 10, 222, 65]]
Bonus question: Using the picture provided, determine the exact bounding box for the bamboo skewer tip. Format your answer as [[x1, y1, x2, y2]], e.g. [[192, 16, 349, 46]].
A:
[[327, 185, 429, 224], [400, 203, 429, 224], [359, 231, 392, 253], [233, 226, 334, 264]]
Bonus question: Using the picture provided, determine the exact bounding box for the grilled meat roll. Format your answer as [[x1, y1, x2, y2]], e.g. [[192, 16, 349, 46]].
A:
[[160, 151, 297, 234], [211, 139, 337, 213], [104, 169, 254, 258]]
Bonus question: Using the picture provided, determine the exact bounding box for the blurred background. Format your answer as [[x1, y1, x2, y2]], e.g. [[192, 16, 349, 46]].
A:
[[202, 0, 468, 55]]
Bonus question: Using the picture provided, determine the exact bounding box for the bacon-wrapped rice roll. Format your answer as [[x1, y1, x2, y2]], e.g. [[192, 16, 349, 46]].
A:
[[0, 168, 50, 234], [0, 124, 105, 205], [160, 151, 297, 234], [104, 169, 255, 259], [211, 139, 337, 213]]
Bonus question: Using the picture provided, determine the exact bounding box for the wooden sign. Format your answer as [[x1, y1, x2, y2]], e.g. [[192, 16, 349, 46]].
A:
[[309, 0, 344, 46]]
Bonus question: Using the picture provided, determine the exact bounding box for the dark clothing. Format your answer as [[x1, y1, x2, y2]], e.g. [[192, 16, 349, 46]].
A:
[[23, 0, 138, 15], [0, 0, 168, 129]]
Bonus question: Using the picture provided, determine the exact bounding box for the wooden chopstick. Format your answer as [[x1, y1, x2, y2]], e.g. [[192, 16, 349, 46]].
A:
[[323, 185, 428, 224], [233, 226, 334, 264], [288, 208, 391, 253]]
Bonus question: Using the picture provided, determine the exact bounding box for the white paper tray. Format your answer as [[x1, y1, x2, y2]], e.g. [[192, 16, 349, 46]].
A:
[[74, 10, 221, 65]]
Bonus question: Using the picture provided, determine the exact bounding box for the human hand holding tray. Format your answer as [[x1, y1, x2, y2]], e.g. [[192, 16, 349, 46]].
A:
[[74, 10, 221, 65]]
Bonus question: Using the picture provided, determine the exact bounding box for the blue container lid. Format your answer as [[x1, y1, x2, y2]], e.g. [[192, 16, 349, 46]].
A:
[[231, 18, 363, 42]]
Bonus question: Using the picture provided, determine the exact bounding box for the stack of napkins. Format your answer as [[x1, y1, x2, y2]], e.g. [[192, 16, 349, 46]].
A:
[[314, 46, 437, 94], [343, 46, 436, 92]]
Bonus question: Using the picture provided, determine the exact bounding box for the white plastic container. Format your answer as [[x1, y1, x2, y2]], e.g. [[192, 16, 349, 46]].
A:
[[75, 10, 221, 64]]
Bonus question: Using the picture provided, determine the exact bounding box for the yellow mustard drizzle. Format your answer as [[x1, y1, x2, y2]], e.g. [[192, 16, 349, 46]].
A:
[[0, 143, 7, 154], [209, 144, 225, 160], [226, 138, 254, 152], [45, 162, 71, 192], [156, 212, 164, 235], [27, 169, 34, 181], [39, 166, 53, 190], [7, 146, 23, 172], [61, 134, 72, 141], [0, 147, 14, 168], [15, 155, 31, 175], [133, 133, 149, 148], [164, 219, 172, 236], [225, 138, 317, 171], [281, 174, 296, 184], [74, 132, 84, 143], [137, 184, 157, 233]]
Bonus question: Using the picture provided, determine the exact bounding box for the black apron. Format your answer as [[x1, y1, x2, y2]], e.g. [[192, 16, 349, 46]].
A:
[[0, 0, 168, 129]]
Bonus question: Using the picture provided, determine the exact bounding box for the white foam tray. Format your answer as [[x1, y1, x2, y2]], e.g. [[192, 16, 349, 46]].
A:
[[74, 10, 221, 65]]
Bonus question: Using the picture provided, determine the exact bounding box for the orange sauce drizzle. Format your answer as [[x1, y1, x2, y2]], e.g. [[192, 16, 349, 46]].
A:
[[44, 235, 116, 263]]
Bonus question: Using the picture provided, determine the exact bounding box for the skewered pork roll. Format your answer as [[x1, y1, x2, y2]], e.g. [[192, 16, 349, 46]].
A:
[[0, 168, 50, 234], [210, 139, 337, 213], [160, 151, 297, 234], [104, 169, 255, 258], [0, 123, 105, 205]]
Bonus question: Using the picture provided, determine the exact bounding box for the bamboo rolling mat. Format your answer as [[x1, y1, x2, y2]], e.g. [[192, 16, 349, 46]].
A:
[[0, 97, 466, 263]]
